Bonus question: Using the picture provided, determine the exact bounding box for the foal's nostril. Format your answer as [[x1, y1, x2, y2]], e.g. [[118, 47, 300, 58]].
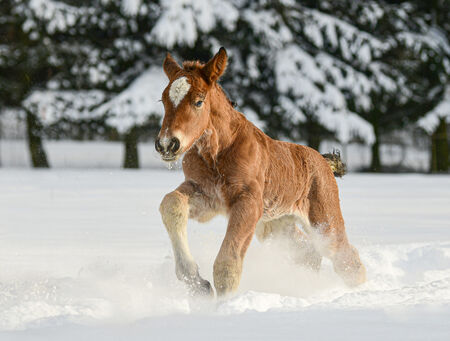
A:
[[168, 137, 180, 153], [155, 138, 163, 153]]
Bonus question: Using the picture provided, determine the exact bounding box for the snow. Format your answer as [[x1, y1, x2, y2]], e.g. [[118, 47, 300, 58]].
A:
[[121, 0, 142, 16], [27, 0, 83, 34], [1, 170, 450, 339]]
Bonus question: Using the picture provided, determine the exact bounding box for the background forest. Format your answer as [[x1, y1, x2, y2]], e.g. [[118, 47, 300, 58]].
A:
[[0, 0, 449, 172]]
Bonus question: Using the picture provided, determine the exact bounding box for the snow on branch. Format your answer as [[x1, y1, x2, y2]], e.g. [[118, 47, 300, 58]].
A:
[[25, 0, 87, 34], [150, 0, 238, 48], [418, 86, 450, 134], [275, 44, 374, 143], [242, 9, 292, 49], [95, 66, 166, 134], [300, 7, 388, 65], [23, 90, 107, 126], [121, 0, 142, 16]]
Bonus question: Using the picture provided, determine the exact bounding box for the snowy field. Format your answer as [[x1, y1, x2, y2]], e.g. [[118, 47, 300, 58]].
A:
[[1, 169, 450, 340], [0, 139, 430, 171]]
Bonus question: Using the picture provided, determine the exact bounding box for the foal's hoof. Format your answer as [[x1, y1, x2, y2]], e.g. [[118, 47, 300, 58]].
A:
[[189, 278, 214, 298], [343, 265, 367, 287]]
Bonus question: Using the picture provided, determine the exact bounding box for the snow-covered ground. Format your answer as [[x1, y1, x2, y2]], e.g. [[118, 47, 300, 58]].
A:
[[1, 170, 449, 340]]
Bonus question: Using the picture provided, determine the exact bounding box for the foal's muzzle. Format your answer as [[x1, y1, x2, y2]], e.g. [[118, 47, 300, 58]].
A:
[[155, 136, 181, 161]]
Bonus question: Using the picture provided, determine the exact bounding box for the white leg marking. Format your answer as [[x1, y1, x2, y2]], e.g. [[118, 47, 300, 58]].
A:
[[160, 192, 198, 279]]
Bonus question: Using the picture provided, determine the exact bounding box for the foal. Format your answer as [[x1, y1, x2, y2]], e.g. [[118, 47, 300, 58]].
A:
[[156, 47, 366, 297]]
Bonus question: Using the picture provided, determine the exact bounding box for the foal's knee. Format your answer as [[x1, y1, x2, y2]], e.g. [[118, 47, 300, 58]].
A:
[[159, 191, 188, 229]]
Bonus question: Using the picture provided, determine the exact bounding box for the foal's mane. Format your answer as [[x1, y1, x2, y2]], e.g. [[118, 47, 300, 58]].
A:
[[182, 60, 236, 108]]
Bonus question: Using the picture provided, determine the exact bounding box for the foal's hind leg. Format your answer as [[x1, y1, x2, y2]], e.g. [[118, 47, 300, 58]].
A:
[[305, 215, 366, 286], [306, 181, 366, 286], [159, 181, 215, 296], [256, 217, 322, 271]]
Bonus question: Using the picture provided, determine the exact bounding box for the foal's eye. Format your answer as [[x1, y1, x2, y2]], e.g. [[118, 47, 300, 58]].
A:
[[194, 100, 203, 108]]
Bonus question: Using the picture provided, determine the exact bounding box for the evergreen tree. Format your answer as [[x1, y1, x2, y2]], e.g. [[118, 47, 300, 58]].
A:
[[223, 0, 377, 151], [225, 0, 448, 171], [18, 0, 163, 168], [419, 85, 450, 173], [2, 0, 448, 171], [0, 0, 57, 167], [315, 0, 449, 170]]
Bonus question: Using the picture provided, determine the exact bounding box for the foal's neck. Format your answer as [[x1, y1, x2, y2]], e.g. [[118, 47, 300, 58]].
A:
[[197, 84, 246, 164]]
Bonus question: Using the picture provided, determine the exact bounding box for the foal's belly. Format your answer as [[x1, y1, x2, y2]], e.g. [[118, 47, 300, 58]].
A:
[[262, 191, 301, 221]]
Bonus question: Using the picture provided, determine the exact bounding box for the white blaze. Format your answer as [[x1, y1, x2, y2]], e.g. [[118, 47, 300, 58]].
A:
[[169, 77, 190, 107]]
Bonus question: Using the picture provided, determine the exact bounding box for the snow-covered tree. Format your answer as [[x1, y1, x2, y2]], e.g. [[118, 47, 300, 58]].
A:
[[0, 0, 61, 167], [226, 0, 449, 171], [418, 85, 450, 136], [3, 0, 449, 171], [418, 85, 449, 172], [22, 89, 108, 137], [16, 0, 164, 167], [313, 0, 449, 170], [94, 66, 166, 168], [222, 0, 376, 152]]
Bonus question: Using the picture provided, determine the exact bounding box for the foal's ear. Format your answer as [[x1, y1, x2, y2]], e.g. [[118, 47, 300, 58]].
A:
[[163, 53, 182, 79], [202, 47, 228, 84]]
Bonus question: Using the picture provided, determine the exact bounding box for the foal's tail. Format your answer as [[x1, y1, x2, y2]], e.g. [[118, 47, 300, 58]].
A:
[[322, 150, 347, 178]]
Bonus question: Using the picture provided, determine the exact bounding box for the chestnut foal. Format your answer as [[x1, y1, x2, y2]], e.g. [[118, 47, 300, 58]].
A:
[[156, 47, 366, 297]]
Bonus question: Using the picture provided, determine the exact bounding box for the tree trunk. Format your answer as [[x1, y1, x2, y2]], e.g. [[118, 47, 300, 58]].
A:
[[430, 118, 448, 173], [123, 126, 139, 169], [307, 134, 321, 152], [370, 122, 382, 172], [26, 111, 49, 168], [0, 117, 2, 167], [306, 121, 322, 151]]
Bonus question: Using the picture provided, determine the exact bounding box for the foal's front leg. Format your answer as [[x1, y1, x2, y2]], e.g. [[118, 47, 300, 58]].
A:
[[214, 193, 263, 296], [159, 182, 213, 296]]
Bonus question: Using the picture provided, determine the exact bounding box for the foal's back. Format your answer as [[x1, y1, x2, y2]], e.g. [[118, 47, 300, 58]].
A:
[[243, 121, 339, 215]]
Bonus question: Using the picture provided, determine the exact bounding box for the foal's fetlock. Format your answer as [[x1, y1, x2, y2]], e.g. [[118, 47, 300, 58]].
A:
[[188, 277, 214, 297], [213, 260, 242, 297], [183, 273, 214, 297], [333, 245, 366, 287], [176, 264, 214, 298]]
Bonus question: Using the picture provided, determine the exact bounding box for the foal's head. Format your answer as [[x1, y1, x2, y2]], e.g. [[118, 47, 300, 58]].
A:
[[155, 47, 228, 161]]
